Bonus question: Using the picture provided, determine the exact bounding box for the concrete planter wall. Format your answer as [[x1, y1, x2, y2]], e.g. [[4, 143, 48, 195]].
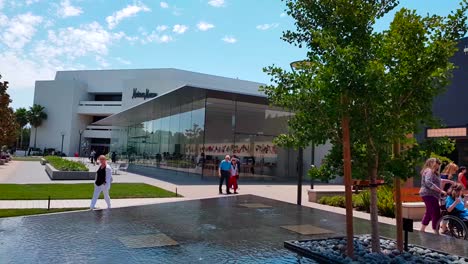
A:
[[45, 163, 96, 180], [40, 158, 48, 165]]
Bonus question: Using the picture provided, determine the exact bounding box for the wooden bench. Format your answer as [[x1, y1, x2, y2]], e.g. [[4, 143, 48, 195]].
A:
[[352, 179, 385, 193]]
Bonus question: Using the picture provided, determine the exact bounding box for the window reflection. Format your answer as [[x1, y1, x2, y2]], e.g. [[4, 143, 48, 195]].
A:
[[110, 92, 297, 179]]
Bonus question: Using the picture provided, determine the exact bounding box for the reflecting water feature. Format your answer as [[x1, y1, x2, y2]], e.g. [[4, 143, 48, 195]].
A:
[[0, 196, 317, 264], [1, 195, 467, 263]]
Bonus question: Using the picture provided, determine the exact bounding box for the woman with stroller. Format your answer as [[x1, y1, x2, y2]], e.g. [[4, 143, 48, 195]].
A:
[[419, 158, 454, 234]]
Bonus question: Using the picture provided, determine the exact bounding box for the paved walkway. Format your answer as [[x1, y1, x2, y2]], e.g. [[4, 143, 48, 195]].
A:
[[0, 160, 427, 231]]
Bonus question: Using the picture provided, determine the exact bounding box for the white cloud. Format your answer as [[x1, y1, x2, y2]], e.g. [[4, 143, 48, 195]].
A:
[[160, 2, 169, 8], [280, 13, 286, 17], [115, 57, 131, 65], [172, 24, 188, 34], [26, 0, 41, 5], [57, 0, 83, 18], [0, 51, 58, 91], [146, 32, 173, 43], [35, 21, 123, 60], [106, 2, 150, 29], [0, 0, 4, 9], [156, 25, 168, 32], [222, 35, 236, 44], [1, 12, 43, 49], [256, 23, 279, 30], [0, 14, 7, 26], [95, 55, 110, 68], [208, 0, 225, 7], [196, 21, 214, 31]]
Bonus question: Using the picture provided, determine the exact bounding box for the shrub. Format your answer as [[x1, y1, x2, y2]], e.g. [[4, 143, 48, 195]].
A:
[[318, 195, 346, 208], [377, 185, 395, 218], [357, 191, 371, 213], [45, 156, 88, 172], [318, 186, 395, 218]]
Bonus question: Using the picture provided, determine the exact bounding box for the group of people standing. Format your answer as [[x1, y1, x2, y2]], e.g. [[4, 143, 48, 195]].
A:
[[218, 155, 240, 194], [419, 158, 468, 234]]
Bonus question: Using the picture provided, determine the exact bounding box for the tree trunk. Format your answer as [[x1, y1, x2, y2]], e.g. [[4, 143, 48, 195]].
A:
[[393, 141, 403, 252], [369, 153, 380, 253], [20, 128, 23, 150], [34, 126, 37, 149], [342, 113, 354, 257]]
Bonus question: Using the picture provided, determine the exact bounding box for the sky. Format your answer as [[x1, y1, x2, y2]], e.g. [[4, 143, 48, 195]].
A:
[[0, 0, 464, 110]]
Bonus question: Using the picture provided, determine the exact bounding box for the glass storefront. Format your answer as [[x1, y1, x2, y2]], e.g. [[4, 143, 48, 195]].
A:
[[110, 88, 298, 180]]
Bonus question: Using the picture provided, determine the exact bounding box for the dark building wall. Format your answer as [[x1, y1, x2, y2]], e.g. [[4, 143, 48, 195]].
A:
[[432, 37, 468, 126]]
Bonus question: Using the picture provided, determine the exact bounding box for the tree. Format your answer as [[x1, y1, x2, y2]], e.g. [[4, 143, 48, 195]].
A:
[[262, 0, 468, 255], [15, 107, 29, 149], [0, 74, 18, 147], [27, 104, 48, 149]]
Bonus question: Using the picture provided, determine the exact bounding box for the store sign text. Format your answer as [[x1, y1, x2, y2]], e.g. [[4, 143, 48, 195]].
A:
[[132, 88, 158, 100]]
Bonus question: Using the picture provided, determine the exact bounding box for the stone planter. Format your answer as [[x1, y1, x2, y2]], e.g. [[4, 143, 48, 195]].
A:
[[45, 163, 96, 180], [402, 202, 425, 221], [285, 235, 468, 264], [308, 189, 345, 203]]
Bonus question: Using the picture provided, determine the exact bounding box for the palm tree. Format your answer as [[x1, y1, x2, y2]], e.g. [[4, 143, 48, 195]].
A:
[[27, 104, 47, 149], [15, 108, 28, 149]]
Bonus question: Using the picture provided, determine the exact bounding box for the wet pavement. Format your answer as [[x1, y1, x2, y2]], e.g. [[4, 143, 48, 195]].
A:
[[0, 195, 467, 263]]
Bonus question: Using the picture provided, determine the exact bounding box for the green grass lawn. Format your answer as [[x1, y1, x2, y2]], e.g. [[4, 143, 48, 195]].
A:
[[12, 156, 43, 161], [0, 208, 86, 218], [0, 183, 180, 200]]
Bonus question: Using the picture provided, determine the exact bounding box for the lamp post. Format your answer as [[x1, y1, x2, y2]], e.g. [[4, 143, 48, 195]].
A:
[[290, 61, 305, 205], [78, 129, 84, 157], [60, 131, 65, 155]]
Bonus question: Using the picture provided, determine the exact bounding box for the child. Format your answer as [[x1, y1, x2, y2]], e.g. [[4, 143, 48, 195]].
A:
[[446, 183, 468, 220], [229, 158, 239, 194]]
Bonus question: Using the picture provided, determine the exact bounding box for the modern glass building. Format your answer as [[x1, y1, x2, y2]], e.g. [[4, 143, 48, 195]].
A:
[[98, 85, 305, 180]]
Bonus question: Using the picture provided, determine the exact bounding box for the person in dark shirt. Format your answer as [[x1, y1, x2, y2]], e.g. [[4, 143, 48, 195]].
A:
[[90, 155, 113, 210]]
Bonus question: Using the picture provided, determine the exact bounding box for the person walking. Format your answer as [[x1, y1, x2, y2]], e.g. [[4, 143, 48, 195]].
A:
[[111, 151, 117, 163], [229, 157, 239, 194], [90, 150, 96, 165], [218, 155, 232, 194], [90, 155, 112, 210], [419, 158, 452, 234], [441, 162, 458, 191]]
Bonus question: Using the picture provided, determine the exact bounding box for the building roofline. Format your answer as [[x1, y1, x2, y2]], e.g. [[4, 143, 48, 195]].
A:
[[94, 84, 267, 126]]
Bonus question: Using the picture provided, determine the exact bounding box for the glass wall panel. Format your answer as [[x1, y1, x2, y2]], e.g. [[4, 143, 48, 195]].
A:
[[178, 101, 192, 176], [190, 99, 206, 176], [234, 100, 295, 179], [109, 90, 296, 180], [204, 98, 235, 176]]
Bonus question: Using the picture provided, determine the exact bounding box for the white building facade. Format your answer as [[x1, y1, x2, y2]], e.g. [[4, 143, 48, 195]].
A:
[[31, 68, 269, 157], [31, 68, 332, 180]]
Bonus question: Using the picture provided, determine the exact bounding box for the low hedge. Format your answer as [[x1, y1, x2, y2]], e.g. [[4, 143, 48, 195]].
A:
[[318, 186, 395, 218], [44, 156, 88, 172]]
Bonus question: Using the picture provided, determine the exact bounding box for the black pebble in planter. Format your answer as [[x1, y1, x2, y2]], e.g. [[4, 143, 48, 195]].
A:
[[45, 163, 96, 180]]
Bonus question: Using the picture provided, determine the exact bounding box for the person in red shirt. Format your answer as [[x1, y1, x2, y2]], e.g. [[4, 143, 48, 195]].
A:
[[458, 166, 468, 189]]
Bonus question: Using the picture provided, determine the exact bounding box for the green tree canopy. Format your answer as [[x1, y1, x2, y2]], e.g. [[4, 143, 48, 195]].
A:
[[27, 104, 47, 149], [262, 0, 468, 253], [15, 108, 28, 128], [0, 74, 18, 147]]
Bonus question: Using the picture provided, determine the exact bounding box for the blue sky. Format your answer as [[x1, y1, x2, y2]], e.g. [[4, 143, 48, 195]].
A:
[[0, 0, 464, 109]]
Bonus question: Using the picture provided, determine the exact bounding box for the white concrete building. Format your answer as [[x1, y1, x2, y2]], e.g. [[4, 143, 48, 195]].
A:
[[31, 68, 332, 181], [30, 68, 267, 157]]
